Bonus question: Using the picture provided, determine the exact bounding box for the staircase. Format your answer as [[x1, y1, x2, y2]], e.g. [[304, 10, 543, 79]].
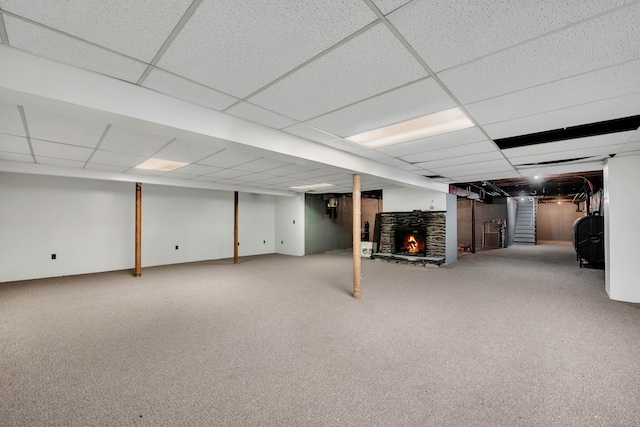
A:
[[514, 199, 537, 244]]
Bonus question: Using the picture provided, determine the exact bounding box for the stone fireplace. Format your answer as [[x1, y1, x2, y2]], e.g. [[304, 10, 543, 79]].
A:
[[376, 210, 446, 261]]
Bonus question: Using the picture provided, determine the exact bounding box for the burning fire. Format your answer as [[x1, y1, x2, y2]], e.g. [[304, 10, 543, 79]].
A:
[[405, 235, 419, 253]]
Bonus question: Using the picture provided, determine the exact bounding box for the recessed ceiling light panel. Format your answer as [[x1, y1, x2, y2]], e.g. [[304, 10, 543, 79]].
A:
[[290, 183, 334, 191], [134, 158, 189, 172], [346, 107, 474, 148]]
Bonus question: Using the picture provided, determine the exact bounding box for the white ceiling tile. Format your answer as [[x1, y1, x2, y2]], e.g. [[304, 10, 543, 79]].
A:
[[233, 157, 293, 173], [377, 157, 411, 167], [0, 134, 31, 154], [36, 157, 85, 168], [445, 167, 517, 180], [190, 175, 220, 183], [502, 132, 634, 158], [24, 108, 106, 148], [390, 0, 635, 73], [281, 179, 315, 189], [157, 0, 377, 98], [288, 168, 343, 180], [215, 179, 246, 186], [375, 127, 487, 157], [197, 149, 263, 168], [626, 128, 640, 143], [226, 102, 297, 130], [85, 163, 128, 173], [371, 0, 412, 15], [154, 139, 223, 163], [30, 139, 93, 161], [172, 164, 222, 176], [282, 124, 338, 143], [258, 175, 299, 185], [400, 140, 498, 163], [449, 170, 521, 182], [616, 150, 640, 157], [160, 172, 198, 180], [430, 159, 513, 174], [438, 3, 640, 104], [508, 147, 625, 166], [4, 17, 147, 83], [267, 163, 320, 177], [517, 160, 605, 176], [0, 151, 33, 163], [232, 172, 277, 183], [395, 163, 423, 171], [206, 169, 249, 180], [483, 93, 640, 139], [620, 140, 640, 153], [466, 59, 640, 126], [89, 150, 147, 168], [307, 78, 456, 137], [413, 151, 505, 169], [127, 168, 165, 177], [0, 102, 25, 136], [250, 24, 427, 121], [99, 125, 173, 157], [143, 69, 238, 111], [1, 0, 193, 62]]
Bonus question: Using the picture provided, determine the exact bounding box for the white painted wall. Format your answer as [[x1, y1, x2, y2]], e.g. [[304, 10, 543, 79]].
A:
[[0, 173, 285, 282], [142, 185, 235, 266], [383, 187, 448, 212], [238, 192, 276, 256], [604, 155, 640, 302], [445, 193, 458, 264], [0, 172, 133, 282], [275, 194, 305, 256]]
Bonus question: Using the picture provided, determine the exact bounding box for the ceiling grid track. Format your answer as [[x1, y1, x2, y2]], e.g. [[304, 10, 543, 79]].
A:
[[0, 11, 148, 66], [17, 106, 36, 163], [434, 0, 640, 76], [0, 11, 9, 44], [223, 20, 382, 113], [362, 0, 521, 177], [83, 124, 111, 167], [302, 75, 431, 127], [122, 137, 178, 174], [136, 0, 204, 86]]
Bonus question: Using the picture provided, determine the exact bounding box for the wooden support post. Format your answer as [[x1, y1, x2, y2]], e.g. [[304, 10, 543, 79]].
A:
[[353, 174, 361, 299], [234, 191, 239, 264], [134, 182, 142, 277], [471, 199, 476, 254]]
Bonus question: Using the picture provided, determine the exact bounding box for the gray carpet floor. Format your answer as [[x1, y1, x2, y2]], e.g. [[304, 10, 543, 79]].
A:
[[1, 242, 639, 426]]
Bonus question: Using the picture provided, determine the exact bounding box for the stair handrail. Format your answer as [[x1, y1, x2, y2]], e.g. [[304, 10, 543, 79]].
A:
[[530, 199, 534, 228]]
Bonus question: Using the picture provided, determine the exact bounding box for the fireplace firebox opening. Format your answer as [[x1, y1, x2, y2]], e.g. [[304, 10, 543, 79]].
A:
[[394, 226, 426, 256]]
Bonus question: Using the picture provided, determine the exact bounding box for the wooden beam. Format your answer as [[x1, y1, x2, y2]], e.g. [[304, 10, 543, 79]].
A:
[[234, 191, 239, 264], [353, 174, 361, 299], [134, 182, 142, 277]]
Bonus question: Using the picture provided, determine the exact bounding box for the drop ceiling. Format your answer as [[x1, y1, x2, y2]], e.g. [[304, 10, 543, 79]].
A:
[[0, 0, 639, 196]]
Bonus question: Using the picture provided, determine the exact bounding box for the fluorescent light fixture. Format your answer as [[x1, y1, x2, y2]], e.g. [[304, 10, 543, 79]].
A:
[[134, 158, 189, 172], [290, 183, 334, 191], [346, 107, 474, 148]]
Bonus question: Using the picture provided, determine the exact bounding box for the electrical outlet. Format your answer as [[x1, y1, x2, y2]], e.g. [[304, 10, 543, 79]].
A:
[[263, 240, 266, 244], [51, 254, 56, 260], [175, 245, 179, 250]]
